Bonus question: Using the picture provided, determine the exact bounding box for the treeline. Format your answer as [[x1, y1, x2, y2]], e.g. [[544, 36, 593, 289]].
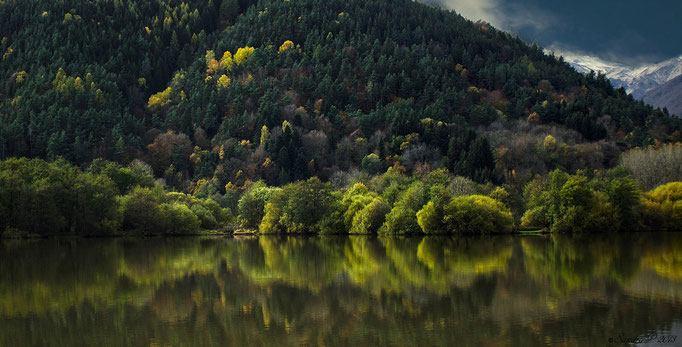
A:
[[237, 167, 681, 235], [2, 0, 681, 199], [0, 158, 231, 236], [2, 156, 679, 237], [227, 144, 682, 235]]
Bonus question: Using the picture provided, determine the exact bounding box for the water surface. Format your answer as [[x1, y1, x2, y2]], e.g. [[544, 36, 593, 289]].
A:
[[1, 234, 681, 346]]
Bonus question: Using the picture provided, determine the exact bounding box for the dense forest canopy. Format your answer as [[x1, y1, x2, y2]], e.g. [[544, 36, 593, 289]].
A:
[[1, 0, 681, 235]]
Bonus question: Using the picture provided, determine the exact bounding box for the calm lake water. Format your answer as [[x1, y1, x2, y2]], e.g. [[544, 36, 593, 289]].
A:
[[1, 234, 682, 346]]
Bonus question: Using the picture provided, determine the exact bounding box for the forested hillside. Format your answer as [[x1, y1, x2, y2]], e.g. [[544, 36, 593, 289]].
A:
[[1, 0, 681, 235]]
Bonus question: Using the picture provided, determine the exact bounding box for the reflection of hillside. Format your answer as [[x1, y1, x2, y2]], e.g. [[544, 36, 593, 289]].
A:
[[1, 235, 682, 346]]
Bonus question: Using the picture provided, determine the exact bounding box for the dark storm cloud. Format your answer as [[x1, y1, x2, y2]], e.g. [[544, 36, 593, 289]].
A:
[[427, 0, 682, 65]]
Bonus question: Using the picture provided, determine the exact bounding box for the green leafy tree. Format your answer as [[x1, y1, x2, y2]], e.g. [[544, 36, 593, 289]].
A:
[[349, 197, 390, 234], [443, 195, 513, 234], [607, 177, 640, 227], [260, 178, 338, 233], [120, 187, 166, 234], [160, 203, 201, 234], [416, 185, 451, 234], [384, 182, 428, 234], [238, 182, 278, 228], [361, 153, 383, 174]]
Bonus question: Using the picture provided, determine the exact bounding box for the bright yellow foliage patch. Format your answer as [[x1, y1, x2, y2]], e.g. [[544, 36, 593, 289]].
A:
[[234, 46, 254, 65], [147, 87, 172, 109], [649, 182, 682, 203], [278, 40, 294, 54], [220, 51, 233, 71], [217, 75, 231, 88]]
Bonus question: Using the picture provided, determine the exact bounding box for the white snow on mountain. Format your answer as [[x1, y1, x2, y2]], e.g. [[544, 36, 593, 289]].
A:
[[557, 52, 682, 99]]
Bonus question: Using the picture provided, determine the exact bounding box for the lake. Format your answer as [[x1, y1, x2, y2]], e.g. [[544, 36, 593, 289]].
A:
[[1, 234, 681, 346]]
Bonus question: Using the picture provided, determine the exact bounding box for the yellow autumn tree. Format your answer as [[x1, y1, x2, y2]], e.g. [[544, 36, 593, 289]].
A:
[[220, 50, 233, 71], [147, 87, 172, 109], [74, 77, 84, 91], [207, 59, 220, 74], [282, 120, 292, 133], [543, 135, 557, 151], [527, 112, 540, 124], [260, 125, 270, 147], [3, 47, 13, 61], [63, 76, 75, 96], [53, 68, 67, 89], [15, 71, 27, 83], [278, 40, 294, 54], [163, 16, 172, 32], [234, 46, 254, 65], [85, 72, 93, 86], [217, 75, 231, 88], [205, 50, 219, 74]]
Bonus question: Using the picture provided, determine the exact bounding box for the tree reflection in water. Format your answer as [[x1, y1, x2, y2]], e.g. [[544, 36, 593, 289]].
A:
[[1, 234, 681, 346]]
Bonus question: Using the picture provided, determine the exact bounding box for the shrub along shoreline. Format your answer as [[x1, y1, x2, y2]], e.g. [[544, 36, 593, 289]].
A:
[[1, 157, 680, 238]]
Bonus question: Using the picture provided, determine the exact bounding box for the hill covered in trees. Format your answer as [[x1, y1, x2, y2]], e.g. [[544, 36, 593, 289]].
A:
[[1, 0, 681, 235]]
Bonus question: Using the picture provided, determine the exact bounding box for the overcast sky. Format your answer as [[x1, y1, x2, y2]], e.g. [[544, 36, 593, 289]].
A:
[[426, 0, 682, 66]]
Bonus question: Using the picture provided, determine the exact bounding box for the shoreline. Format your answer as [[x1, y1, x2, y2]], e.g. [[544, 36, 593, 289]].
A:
[[10, 228, 678, 240]]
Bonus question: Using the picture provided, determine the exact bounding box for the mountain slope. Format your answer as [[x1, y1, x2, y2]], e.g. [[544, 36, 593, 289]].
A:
[[1, 0, 680, 190], [644, 74, 682, 117]]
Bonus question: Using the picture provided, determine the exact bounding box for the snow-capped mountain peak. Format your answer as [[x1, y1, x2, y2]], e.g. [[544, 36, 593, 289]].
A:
[[628, 56, 682, 91], [560, 53, 682, 99]]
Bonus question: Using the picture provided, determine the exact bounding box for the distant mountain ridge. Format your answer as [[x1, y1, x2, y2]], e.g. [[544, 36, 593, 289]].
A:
[[565, 53, 682, 115]]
